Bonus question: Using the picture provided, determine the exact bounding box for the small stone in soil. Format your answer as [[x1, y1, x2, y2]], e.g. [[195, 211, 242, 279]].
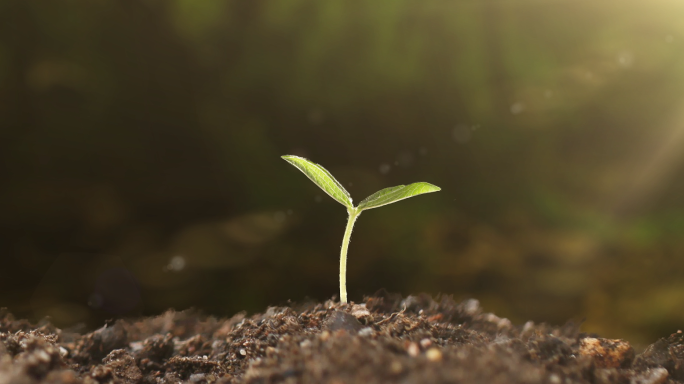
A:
[[324, 310, 364, 333]]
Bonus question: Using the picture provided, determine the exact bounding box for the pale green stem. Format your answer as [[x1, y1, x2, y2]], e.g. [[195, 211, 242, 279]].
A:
[[340, 207, 361, 303]]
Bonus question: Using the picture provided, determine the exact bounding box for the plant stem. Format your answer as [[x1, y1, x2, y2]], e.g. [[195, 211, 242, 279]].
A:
[[340, 207, 361, 303]]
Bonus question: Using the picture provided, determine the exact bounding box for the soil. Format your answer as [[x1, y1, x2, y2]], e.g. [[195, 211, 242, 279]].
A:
[[0, 293, 681, 384]]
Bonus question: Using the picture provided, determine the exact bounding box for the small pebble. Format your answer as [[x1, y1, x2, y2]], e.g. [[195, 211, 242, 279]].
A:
[[631, 368, 668, 384], [319, 331, 331, 341], [281, 334, 292, 342], [426, 348, 442, 362], [300, 339, 312, 348], [497, 318, 512, 329], [548, 373, 561, 384], [522, 321, 535, 333], [579, 337, 634, 368], [389, 361, 403, 374], [420, 339, 432, 349], [463, 299, 480, 315], [325, 311, 364, 333], [407, 342, 420, 357], [36, 350, 51, 363], [239, 348, 247, 356], [358, 327, 374, 337]]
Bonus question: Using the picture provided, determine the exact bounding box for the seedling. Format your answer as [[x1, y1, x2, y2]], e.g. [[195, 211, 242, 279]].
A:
[[282, 155, 441, 303]]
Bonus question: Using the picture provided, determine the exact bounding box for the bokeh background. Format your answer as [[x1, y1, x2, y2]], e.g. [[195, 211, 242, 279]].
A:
[[2, 0, 684, 347]]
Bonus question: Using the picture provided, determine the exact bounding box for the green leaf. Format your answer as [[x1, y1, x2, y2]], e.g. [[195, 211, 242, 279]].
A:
[[357, 182, 440, 211], [282, 155, 353, 208]]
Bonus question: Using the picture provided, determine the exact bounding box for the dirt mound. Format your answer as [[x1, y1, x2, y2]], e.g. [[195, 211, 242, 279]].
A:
[[0, 294, 679, 383]]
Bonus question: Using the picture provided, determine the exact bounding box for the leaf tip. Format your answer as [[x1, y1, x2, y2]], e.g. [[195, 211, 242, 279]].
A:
[[426, 183, 441, 192], [281, 155, 303, 165]]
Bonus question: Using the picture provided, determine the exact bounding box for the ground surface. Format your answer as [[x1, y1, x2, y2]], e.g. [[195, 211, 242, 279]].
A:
[[1, 293, 682, 383]]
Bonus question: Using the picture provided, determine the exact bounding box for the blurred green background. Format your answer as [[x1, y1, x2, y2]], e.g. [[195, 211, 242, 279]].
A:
[[2, 0, 684, 346]]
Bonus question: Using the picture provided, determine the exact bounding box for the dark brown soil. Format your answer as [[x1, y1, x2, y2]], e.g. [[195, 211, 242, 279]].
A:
[[0, 293, 681, 384]]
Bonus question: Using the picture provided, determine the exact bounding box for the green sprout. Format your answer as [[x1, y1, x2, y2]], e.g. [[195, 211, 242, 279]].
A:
[[282, 155, 441, 303]]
